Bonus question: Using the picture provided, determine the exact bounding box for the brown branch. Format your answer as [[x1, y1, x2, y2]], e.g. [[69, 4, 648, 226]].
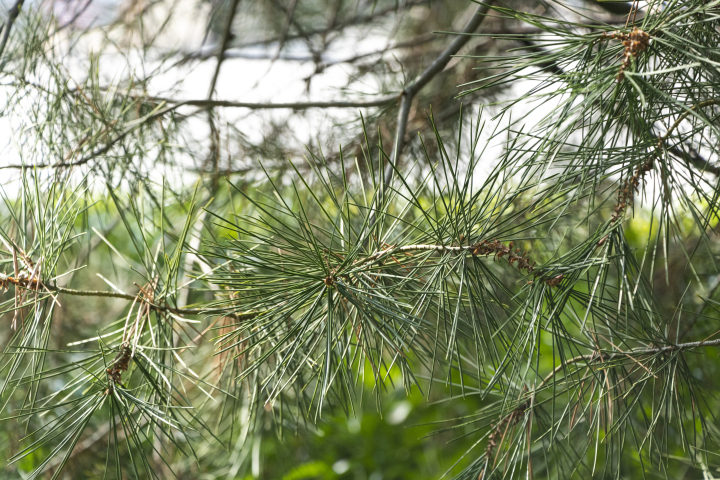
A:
[[271, 0, 299, 63], [206, 0, 243, 189], [218, 32, 438, 63], [197, 21, 626, 64], [53, 285, 258, 319], [128, 96, 398, 110], [355, 240, 563, 286]]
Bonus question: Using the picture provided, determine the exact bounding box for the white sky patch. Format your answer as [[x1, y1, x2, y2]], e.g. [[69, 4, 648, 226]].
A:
[[386, 400, 412, 425]]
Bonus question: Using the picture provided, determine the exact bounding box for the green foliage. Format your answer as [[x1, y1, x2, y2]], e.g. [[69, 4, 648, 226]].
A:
[[0, 0, 719, 479]]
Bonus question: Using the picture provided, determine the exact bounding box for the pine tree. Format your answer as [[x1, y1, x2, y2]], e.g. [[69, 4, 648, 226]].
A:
[[0, 0, 719, 478]]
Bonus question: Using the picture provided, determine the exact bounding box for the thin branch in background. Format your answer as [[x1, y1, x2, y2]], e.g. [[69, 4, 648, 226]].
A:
[[368, 1, 493, 233], [223, 0, 428, 52], [0, 102, 187, 170], [0, 0, 24, 64], [207, 0, 242, 98], [385, 1, 493, 179], [271, 0, 299, 63], [206, 0, 242, 188], [55, 0, 95, 32], [0, 96, 401, 170]]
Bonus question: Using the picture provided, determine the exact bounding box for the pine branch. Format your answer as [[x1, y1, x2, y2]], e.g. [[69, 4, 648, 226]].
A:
[[3, 236, 546, 322], [520, 39, 720, 185], [166, 96, 397, 110], [611, 98, 720, 223], [537, 335, 720, 391]]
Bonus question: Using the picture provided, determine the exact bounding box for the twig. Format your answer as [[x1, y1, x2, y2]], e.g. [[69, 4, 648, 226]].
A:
[[214, 0, 428, 52], [381, 1, 493, 188], [2, 281, 257, 320], [537, 336, 720, 391], [207, 0, 242, 98], [205, 0, 242, 189], [0, 102, 182, 170], [170, 20, 627, 64], [271, 0, 299, 63], [0, 95, 403, 170], [116, 96, 397, 110], [0, 0, 24, 63], [368, 1, 493, 234]]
